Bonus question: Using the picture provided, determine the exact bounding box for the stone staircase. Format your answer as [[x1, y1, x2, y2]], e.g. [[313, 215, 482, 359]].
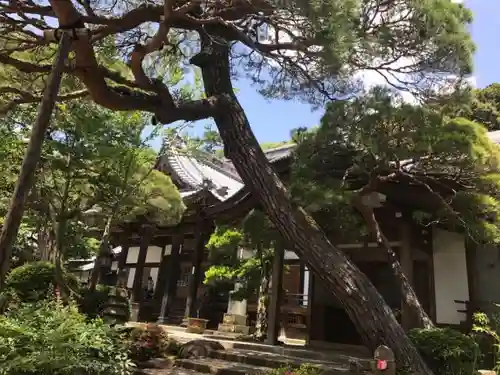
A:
[[174, 340, 373, 375]]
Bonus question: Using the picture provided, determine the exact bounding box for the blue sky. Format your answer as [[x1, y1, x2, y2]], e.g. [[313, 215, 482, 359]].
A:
[[151, 0, 499, 150]]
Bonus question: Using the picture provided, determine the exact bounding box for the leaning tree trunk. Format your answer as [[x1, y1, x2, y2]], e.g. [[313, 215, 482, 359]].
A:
[[354, 191, 434, 330], [255, 271, 270, 340], [0, 33, 72, 290], [190, 30, 433, 375]]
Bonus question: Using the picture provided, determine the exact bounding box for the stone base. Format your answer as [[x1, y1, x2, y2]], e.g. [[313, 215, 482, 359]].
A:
[[217, 323, 250, 335], [130, 303, 140, 322], [222, 313, 247, 326]]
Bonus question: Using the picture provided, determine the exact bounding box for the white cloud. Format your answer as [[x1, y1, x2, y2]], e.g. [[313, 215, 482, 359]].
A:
[[254, 2, 475, 104]]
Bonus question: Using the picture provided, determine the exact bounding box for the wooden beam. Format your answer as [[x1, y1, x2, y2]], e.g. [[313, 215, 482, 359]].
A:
[[184, 217, 210, 318], [118, 241, 130, 271], [157, 234, 183, 324], [399, 218, 414, 330], [266, 239, 285, 345], [153, 240, 171, 302], [131, 225, 155, 302], [465, 237, 477, 330], [306, 271, 315, 345]]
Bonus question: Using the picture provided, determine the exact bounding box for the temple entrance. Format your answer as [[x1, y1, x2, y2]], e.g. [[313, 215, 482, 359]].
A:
[[310, 260, 402, 345]]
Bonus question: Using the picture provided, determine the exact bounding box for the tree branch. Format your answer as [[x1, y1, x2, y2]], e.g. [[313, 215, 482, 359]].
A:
[[0, 88, 88, 114]]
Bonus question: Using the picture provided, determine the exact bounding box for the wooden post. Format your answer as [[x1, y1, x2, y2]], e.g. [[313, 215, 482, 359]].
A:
[[465, 237, 477, 330], [399, 218, 414, 330], [157, 234, 183, 324], [154, 241, 171, 301], [0, 32, 72, 289], [184, 218, 209, 318], [372, 345, 396, 375], [132, 225, 154, 302], [299, 262, 305, 305], [266, 239, 285, 345]]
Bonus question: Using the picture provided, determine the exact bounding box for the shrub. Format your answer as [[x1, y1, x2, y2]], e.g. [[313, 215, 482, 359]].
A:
[[263, 364, 323, 375], [408, 327, 480, 375], [5, 261, 78, 302], [0, 300, 134, 375], [79, 285, 131, 324], [473, 310, 500, 372], [127, 324, 170, 362]]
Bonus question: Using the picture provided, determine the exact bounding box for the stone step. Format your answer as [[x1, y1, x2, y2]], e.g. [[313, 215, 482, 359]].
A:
[[136, 365, 207, 375], [175, 357, 272, 375], [228, 342, 371, 365], [209, 348, 368, 374], [175, 356, 364, 375]]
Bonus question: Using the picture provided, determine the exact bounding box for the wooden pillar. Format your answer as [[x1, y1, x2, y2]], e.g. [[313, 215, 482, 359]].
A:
[[157, 234, 183, 324], [118, 241, 130, 270], [266, 239, 285, 345], [299, 262, 305, 305], [153, 241, 171, 301], [399, 218, 414, 330], [465, 237, 477, 330], [305, 270, 315, 345], [131, 225, 154, 302], [184, 217, 209, 318]]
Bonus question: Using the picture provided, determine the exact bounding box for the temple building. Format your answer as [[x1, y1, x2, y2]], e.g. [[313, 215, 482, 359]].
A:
[[73, 131, 500, 346]]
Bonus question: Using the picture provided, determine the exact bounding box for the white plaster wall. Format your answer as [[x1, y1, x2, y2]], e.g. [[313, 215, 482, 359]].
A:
[[432, 229, 469, 325], [145, 246, 163, 263], [150, 267, 159, 288], [164, 244, 172, 256], [126, 246, 165, 264], [127, 268, 136, 289], [126, 247, 140, 264]]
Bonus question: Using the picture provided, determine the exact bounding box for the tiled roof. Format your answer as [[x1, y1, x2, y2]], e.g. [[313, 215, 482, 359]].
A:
[[158, 143, 297, 202], [160, 130, 500, 203]]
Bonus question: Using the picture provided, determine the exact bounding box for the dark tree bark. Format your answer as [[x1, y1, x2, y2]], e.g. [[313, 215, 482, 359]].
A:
[[0, 33, 72, 290], [254, 244, 270, 340], [354, 188, 434, 330], [191, 28, 434, 375], [88, 215, 114, 291]]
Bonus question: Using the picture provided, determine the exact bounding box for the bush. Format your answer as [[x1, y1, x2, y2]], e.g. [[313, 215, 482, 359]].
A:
[[263, 364, 323, 375], [79, 285, 131, 324], [473, 310, 500, 371], [5, 261, 78, 302], [127, 323, 170, 362], [408, 327, 480, 375], [0, 300, 134, 375]]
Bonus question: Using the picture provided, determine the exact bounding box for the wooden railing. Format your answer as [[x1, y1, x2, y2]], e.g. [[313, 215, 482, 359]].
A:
[[454, 299, 500, 330]]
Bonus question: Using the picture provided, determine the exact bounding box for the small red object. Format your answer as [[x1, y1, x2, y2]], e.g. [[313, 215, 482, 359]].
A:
[[376, 359, 388, 370]]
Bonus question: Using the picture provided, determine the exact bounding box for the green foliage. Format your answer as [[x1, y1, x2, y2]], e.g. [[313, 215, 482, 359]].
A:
[[292, 87, 500, 243], [79, 285, 131, 323], [260, 141, 294, 150], [204, 210, 277, 300], [206, 226, 243, 265], [473, 308, 500, 372], [262, 364, 323, 375], [126, 324, 170, 362], [460, 84, 500, 131], [0, 300, 134, 375], [1, 100, 184, 268], [408, 327, 480, 375], [5, 261, 78, 302]]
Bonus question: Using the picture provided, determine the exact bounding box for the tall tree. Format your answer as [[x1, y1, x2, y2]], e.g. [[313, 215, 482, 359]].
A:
[[0, 101, 184, 291], [205, 210, 277, 340], [292, 87, 500, 331], [0, 1, 475, 372], [462, 84, 500, 131]]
